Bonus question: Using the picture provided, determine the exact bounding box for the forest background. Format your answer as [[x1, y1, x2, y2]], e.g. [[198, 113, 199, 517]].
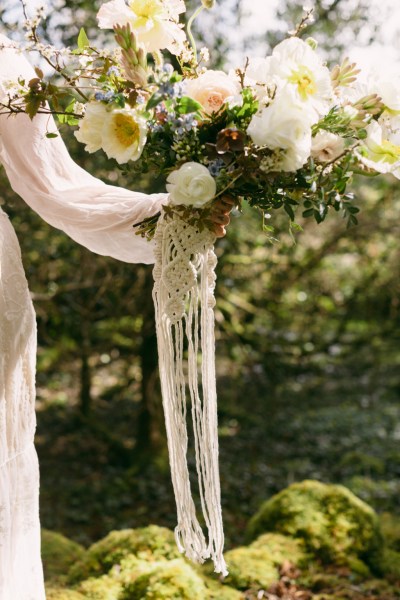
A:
[[0, 0, 400, 554]]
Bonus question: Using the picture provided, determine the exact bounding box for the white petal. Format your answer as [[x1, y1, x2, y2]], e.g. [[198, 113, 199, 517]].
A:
[[97, 0, 133, 28]]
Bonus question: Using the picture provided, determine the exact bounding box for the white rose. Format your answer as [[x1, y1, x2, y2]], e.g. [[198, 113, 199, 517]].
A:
[[74, 101, 108, 153], [185, 70, 240, 115], [247, 91, 313, 172], [311, 131, 345, 163], [97, 0, 186, 54], [166, 162, 216, 207], [101, 107, 147, 164]]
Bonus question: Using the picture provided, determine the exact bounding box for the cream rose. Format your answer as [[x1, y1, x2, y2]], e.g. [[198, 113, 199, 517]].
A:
[[311, 131, 345, 163], [185, 70, 240, 115], [166, 162, 217, 207]]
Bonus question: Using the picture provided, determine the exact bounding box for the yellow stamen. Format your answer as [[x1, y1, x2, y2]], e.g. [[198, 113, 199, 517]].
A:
[[372, 139, 400, 164], [129, 0, 163, 19], [288, 66, 317, 100], [113, 113, 140, 148]]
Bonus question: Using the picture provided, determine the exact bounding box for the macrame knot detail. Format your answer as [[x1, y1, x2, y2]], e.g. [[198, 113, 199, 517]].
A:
[[152, 209, 228, 576]]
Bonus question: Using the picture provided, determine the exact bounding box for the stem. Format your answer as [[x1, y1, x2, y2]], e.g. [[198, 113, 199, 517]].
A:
[[186, 5, 204, 62]]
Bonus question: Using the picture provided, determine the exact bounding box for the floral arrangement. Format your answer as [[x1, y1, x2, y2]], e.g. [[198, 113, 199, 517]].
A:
[[2, 2, 400, 239], [2, 0, 400, 577]]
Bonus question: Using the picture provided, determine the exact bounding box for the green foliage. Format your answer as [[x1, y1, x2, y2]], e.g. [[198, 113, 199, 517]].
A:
[[345, 477, 400, 514], [77, 27, 90, 50], [41, 529, 85, 584], [246, 480, 384, 571]]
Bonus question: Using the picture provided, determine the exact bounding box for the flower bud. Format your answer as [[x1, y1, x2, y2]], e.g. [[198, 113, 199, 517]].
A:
[[201, 0, 215, 8], [306, 37, 318, 50]]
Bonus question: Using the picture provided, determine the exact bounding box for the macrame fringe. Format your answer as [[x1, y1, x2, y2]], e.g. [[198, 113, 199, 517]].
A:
[[152, 210, 227, 577]]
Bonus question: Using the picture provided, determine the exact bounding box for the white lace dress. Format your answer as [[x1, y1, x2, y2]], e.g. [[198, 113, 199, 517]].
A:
[[0, 36, 166, 599]]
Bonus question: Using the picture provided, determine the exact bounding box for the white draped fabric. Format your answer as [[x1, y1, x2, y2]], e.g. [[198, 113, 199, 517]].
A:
[[0, 35, 166, 599]]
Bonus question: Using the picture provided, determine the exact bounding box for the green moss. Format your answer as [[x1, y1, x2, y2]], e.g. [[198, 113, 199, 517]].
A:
[[45, 587, 86, 600], [202, 575, 243, 599], [68, 525, 181, 583], [76, 574, 123, 599], [119, 558, 207, 599], [222, 546, 279, 590], [246, 480, 383, 571], [380, 548, 400, 580], [381, 513, 400, 552], [250, 532, 309, 567], [41, 529, 85, 583]]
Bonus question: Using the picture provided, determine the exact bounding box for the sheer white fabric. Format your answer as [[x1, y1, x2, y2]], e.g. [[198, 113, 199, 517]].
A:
[[0, 34, 166, 599]]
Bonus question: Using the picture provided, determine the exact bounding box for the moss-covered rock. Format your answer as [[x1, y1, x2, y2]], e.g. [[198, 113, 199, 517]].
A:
[[380, 548, 400, 580], [68, 525, 181, 583], [246, 480, 383, 571], [41, 529, 85, 583], [250, 532, 309, 567], [119, 558, 207, 599], [381, 513, 400, 552], [202, 575, 243, 599], [76, 573, 123, 599], [45, 587, 86, 600], [222, 546, 279, 590]]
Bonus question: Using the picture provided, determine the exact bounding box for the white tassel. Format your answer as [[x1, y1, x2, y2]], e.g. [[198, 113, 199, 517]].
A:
[[152, 210, 227, 576]]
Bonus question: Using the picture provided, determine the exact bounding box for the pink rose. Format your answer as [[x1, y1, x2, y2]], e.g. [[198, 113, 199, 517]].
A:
[[185, 69, 240, 115]]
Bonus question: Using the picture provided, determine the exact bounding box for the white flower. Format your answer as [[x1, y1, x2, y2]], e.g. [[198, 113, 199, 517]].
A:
[[97, 0, 186, 54], [101, 107, 147, 163], [247, 91, 313, 172], [265, 37, 333, 121], [74, 101, 108, 153], [166, 162, 216, 207], [75, 102, 147, 164], [370, 77, 400, 113], [357, 116, 400, 178], [185, 70, 240, 115], [311, 131, 345, 163], [237, 56, 273, 100]]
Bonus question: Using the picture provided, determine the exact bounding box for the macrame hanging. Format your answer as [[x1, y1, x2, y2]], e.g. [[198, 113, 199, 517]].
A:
[[152, 209, 227, 576]]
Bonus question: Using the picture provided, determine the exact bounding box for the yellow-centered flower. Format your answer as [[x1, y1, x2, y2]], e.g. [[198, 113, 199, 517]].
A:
[[288, 66, 317, 100], [112, 113, 141, 148]]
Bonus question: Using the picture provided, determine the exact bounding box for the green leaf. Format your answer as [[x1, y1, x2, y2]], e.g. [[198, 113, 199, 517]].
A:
[[25, 95, 41, 120], [46, 132, 58, 138], [302, 208, 315, 218], [284, 203, 295, 220], [146, 93, 163, 110], [176, 96, 203, 115], [77, 28, 90, 50]]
